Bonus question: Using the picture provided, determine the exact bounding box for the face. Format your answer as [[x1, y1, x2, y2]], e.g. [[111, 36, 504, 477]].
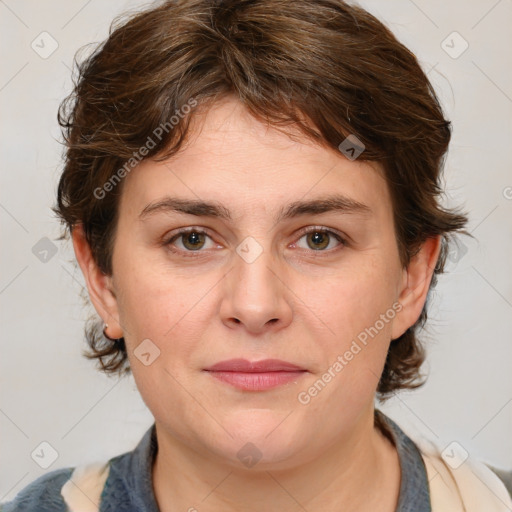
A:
[[81, 95, 430, 469]]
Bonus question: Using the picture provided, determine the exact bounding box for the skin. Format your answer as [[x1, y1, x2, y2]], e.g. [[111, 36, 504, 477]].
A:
[[73, 95, 441, 511]]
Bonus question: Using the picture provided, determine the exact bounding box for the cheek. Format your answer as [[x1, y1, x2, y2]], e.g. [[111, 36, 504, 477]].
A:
[[113, 249, 197, 337], [113, 256, 219, 379], [300, 258, 398, 341], [296, 258, 399, 397], [114, 267, 207, 414]]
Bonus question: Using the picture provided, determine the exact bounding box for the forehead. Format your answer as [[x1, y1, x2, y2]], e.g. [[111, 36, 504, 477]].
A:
[[118, 96, 391, 222]]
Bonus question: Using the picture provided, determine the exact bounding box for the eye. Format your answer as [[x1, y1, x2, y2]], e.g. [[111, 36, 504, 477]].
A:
[[294, 228, 346, 252], [164, 229, 216, 252], [163, 226, 346, 256]]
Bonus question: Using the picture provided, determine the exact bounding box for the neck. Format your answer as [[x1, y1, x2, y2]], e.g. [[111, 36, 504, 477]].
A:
[[152, 409, 401, 512]]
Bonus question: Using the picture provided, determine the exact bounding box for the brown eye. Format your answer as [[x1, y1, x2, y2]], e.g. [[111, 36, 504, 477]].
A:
[[180, 231, 206, 251], [165, 229, 215, 253], [295, 228, 345, 252], [306, 231, 330, 250]]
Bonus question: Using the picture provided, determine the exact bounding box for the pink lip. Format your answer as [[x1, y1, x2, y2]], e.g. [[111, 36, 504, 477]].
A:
[[204, 358, 305, 372], [203, 359, 307, 391]]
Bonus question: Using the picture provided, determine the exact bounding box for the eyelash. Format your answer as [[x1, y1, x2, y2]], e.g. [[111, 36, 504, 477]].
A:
[[163, 226, 347, 257]]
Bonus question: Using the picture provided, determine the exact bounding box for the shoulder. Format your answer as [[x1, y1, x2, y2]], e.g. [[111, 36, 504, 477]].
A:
[[0, 426, 155, 512], [0, 467, 73, 512], [417, 439, 512, 510], [1, 459, 114, 512], [486, 465, 512, 499]]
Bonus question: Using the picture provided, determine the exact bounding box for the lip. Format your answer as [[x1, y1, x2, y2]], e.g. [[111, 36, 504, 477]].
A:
[[204, 358, 305, 372], [203, 359, 307, 391]]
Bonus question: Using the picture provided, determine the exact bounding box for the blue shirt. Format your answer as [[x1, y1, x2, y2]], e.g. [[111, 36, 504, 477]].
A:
[[2, 409, 510, 511]]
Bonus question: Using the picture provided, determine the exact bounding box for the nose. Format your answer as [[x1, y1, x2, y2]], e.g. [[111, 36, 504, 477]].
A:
[[220, 246, 293, 334]]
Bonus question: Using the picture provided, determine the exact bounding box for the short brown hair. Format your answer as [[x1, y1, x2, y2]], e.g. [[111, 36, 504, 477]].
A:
[[55, 0, 468, 400]]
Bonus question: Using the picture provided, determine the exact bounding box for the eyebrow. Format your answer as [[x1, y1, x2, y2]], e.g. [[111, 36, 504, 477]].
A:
[[138, 194, 371, 223]]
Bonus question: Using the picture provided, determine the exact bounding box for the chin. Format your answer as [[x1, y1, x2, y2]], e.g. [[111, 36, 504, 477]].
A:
[[211, 412, 303, 466]]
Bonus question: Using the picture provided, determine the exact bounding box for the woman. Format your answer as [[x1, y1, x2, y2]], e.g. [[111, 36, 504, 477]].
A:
[[2, 0, 511, 510]]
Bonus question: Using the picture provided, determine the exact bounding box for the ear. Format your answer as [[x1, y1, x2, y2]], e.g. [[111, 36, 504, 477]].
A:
[[71, 224, 124, 339], [391, 236, 442, 340]]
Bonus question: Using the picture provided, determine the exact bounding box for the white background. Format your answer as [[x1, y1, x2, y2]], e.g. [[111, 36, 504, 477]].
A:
[[1, 0, 511, 501]]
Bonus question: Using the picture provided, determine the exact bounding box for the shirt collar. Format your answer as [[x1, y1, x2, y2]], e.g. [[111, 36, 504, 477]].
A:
[[100, 423, 160, 512], [376, 409, 432, 512]]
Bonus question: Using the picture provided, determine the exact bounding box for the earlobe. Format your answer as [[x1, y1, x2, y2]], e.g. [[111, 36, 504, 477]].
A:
[[71, 224, 124, 339], [391, 236, 442, 340]]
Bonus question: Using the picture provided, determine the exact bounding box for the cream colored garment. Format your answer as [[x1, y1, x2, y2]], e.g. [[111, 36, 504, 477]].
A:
[[61, 447, 512, 512], [416, 436, 512, 512], [61, 461, 110, 512]]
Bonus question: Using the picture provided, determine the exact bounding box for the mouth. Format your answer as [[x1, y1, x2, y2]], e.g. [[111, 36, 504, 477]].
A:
[[203, 358, 308, 391]]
